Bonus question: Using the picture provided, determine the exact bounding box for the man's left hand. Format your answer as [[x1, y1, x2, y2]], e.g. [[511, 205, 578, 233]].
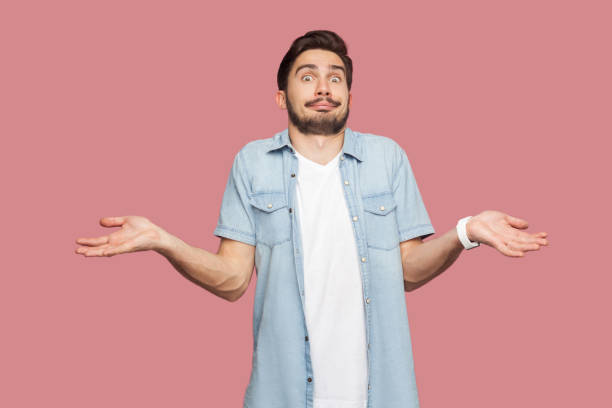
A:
[[466, 210, 548, 257]]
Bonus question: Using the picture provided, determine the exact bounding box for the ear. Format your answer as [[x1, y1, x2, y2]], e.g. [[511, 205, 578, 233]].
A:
[[348, 92, 352, 109], [275, 90, 287, 110]]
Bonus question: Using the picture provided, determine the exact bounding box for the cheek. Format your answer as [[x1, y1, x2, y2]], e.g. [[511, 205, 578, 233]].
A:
[[333, 87, 348, 100], [292, 87, 312, 102]]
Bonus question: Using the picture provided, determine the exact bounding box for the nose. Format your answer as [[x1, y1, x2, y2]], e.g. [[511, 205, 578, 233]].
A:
[[315, 80, 331, 97]]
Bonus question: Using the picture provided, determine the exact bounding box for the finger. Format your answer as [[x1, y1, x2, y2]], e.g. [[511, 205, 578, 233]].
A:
[[516, 231, 549, 246], [100, 216, 127, 227], [512, 231, 547, 246], [101, 241, 133, 257], [502, 244, 524, 257], [505, 215, 529, 230], [77, 244, 111, 257], [75, 235, 110, 246], [492, 236, 524, 257], [506, 240, 540, 252]]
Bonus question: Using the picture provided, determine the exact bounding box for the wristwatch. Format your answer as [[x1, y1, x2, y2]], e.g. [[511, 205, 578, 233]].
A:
[[456, 216, 480, 250]]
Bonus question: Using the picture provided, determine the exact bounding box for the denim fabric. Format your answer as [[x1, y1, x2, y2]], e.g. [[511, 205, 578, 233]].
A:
[[214, 127, 435, 408]]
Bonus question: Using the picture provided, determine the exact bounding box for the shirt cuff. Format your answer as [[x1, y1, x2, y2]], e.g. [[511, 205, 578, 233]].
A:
[[213, 224, 256, 246], [399, 224, 435, 242]]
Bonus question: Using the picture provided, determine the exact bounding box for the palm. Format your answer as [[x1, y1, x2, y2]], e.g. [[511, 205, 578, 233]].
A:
[[467, 210, 548, 257], [75, 216, 162, 257]]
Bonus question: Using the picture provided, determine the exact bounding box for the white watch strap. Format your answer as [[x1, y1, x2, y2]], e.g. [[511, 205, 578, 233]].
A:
[[456, 216, 480, 250]]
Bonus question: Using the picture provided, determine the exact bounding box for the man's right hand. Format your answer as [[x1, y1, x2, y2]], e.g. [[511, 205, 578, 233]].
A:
[[75, 215, 255, 301], [75, 216, 166, 257]]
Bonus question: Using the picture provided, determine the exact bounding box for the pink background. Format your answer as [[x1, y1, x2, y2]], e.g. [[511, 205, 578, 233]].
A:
[[1, 0, 610, 406]]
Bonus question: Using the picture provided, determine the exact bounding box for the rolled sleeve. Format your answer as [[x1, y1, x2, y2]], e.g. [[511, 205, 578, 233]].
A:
[[213, 151, 256, 246], [392, 146, 435, 242]]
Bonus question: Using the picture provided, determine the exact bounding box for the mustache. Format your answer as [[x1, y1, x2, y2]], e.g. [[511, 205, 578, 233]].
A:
[[305, 97, 340, 107]]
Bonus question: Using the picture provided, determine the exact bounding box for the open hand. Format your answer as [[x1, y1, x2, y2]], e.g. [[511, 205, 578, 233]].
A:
[[75, 216, 165, 257], [466, 210, 548, 257]]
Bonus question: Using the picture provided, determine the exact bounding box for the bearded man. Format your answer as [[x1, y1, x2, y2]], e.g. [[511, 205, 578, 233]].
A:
[[76, 30, 548, 408]]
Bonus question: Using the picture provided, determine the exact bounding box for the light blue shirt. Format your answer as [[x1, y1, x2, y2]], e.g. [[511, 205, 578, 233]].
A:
[[214, 127, 435, 408]]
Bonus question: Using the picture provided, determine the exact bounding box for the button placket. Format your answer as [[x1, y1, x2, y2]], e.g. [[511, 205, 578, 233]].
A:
[[288, 148, 315, 404], [339, 152, 373, 403]]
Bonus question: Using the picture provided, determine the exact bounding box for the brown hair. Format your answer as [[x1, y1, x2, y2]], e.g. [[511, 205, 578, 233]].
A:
[[277, 30, 353, 92]]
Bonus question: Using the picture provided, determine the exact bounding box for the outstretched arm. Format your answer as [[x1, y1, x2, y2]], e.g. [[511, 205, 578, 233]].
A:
[[402, 210, 549, 291], [75, 216, 255, 302]]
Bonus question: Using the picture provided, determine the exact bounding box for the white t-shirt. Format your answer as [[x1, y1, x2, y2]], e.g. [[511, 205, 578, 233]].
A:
[[294, 149, 369, 408]]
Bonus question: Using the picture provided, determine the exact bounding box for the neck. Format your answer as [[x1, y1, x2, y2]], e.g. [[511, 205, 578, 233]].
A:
[[288, 123, 346, 166]]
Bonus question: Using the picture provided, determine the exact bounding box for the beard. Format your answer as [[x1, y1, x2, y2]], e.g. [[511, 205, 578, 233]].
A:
[[286, 96, 350, 136]]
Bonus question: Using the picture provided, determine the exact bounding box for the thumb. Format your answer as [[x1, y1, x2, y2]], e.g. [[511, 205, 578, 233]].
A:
[[505, 214, 528, 229], [100, 216, 126, 227]]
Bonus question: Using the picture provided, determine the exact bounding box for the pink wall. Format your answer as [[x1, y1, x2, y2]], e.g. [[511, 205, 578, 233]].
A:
[[1, 0, 610, 406]]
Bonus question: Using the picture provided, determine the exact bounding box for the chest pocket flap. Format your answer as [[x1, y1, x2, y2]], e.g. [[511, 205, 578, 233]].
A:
[[248, 192, 290, 246], [362, 193, 398, 215], [361, 192, 399, 250], [248, 193, 288, 213]]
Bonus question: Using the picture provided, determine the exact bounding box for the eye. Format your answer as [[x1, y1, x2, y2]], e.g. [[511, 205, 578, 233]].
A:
[[302, 75, 313, 82], [330, 76, 341, 83]]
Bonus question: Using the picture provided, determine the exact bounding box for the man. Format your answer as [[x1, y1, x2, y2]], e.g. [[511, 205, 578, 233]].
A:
[[75, 30, 548, 408]]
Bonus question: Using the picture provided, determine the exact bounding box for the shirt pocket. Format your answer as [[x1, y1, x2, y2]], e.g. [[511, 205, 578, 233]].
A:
[[248, 192, 291, 247], [362, 191, 400, 250]]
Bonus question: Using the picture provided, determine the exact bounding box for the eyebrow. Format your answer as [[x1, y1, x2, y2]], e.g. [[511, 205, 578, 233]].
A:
[[295, 63, 346, 76]]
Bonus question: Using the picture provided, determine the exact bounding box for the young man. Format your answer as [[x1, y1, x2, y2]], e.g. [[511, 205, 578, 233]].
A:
[[75, 30, 548, 408]]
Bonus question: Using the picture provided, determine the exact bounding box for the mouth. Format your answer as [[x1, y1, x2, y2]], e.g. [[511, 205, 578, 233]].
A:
[[308, 103, 337, 111]]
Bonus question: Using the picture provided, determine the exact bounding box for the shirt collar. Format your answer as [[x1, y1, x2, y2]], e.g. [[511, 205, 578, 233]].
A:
[[266, 127, 364, 162]]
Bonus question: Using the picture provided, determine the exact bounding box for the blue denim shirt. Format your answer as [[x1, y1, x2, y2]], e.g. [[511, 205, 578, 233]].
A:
[[214, 127, 435, 408]]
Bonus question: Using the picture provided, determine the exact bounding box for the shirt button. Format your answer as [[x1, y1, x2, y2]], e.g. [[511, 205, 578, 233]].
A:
[[368, 384, 372, 390], [267, 203, 273, 208], [344, 180, 349, 185], [361, 257, 367, 263], [289, 208, 293, 213], [307, 377, 312, 382], [379, 206, 385, 211], [366, 297, 371, 304], [291, 173, 295, 177], [352, 216, 358, 222], [305, 336, 309, 341]]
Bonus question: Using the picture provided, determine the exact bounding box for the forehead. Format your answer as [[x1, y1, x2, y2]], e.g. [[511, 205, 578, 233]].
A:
[[292, 49, 345, 72]]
